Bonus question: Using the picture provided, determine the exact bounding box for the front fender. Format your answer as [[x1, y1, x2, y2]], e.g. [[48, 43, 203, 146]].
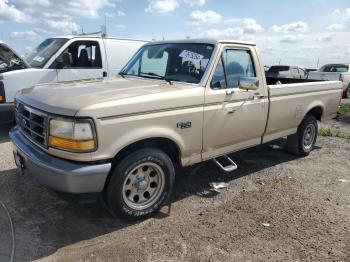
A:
[[109, 125, 187, 158]]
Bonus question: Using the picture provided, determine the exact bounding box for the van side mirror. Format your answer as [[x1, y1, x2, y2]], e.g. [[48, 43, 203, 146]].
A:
[[239, 77, 259, 91]]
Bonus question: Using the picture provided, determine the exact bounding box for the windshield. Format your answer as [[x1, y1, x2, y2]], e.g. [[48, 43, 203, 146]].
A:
[[122, 43, 215, 84], [319, 64, 349, 73], [26, 38, 68, 68], [268, 66, 290, 73]]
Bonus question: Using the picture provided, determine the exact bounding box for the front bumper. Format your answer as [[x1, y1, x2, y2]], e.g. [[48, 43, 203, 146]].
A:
[[10, 127, 112, 193], [0, 103, 14, 125]]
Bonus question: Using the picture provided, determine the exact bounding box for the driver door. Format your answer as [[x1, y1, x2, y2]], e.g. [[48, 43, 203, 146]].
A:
[[202, 45, 269, 160]]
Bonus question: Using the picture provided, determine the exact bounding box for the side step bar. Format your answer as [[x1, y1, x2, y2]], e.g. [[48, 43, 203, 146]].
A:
[[212, 155, 238, 172]]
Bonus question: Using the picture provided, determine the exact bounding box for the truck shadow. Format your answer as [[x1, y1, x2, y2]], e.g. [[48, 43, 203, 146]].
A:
[[0, 139, 312, 261]]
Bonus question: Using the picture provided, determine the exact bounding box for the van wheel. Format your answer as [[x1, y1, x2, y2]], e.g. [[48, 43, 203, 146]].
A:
[[106, 148, 175, 221], [287, 115, 318, 156]]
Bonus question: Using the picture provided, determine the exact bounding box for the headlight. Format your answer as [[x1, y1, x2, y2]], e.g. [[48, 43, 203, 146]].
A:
[[49, 117, 96, 152]]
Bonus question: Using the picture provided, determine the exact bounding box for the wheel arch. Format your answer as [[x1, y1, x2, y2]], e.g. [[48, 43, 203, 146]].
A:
[[103, 137, 182, 192], [304, 102, 324, 122], [112, 137, 182, 165]]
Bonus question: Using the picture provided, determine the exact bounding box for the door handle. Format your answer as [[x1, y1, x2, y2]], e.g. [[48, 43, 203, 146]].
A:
[[253, 95, 265, 99], [249, 93, 264, 100], [225, 89, 235, 95], [226, 106, 235, 114]]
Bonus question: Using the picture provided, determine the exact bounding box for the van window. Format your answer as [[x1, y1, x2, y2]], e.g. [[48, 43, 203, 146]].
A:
[[57, 41, 102, 68], [223, 49, 256, 88]]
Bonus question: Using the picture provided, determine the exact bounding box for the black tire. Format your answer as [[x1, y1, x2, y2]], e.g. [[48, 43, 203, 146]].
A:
[[106, 148, 175, 221], [287, 115, 318, 156], [344, 85, 350, 99]]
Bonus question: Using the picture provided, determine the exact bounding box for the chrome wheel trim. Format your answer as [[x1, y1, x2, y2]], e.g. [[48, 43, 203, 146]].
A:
[[122, 162, 165, 210], [303, 124, 316, 150]]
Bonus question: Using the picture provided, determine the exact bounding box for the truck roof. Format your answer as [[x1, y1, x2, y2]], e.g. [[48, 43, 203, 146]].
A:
[[321, 63, 350, 66], [144, 38, 256, 46]]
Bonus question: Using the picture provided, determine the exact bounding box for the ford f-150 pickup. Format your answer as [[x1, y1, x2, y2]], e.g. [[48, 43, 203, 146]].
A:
[[10, 39, 343, 220]]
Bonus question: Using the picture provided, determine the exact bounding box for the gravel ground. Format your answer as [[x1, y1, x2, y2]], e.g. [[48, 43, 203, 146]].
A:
[[0, 123, 350, 262]]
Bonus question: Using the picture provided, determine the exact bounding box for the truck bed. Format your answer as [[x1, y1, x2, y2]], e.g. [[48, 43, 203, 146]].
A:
[[266, 76, 323, 85], [263, 80, 343, 143]]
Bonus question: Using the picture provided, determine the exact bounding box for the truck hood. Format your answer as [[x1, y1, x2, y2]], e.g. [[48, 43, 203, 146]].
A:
[[17, 77, 193, 116], [0, 42, 30, 73]]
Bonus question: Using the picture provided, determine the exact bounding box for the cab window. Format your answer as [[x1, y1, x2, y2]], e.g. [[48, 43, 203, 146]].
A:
[[210, 49, 256, 89], [210, 57, 226, 89], [55, 41, 102, 69], [223, 49, 256, 88]]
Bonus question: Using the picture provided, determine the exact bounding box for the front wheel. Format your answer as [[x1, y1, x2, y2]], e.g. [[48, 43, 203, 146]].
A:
[[106, 148, 175, 221], [287, 115, 318, 156]]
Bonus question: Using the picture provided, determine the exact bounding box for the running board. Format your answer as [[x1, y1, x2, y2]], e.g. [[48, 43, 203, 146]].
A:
[[212, 155, 238, 172]]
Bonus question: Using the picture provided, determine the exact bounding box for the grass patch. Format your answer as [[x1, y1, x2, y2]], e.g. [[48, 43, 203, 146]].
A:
[[339, 103, 350, 118], [319, 127, 350, 140]]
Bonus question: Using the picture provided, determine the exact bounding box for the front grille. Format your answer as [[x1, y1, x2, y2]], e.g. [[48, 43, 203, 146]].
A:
[[15, 101, 48, 148]]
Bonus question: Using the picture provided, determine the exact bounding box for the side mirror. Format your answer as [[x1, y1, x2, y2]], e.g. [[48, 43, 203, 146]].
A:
[[239, 77, 259, 91]]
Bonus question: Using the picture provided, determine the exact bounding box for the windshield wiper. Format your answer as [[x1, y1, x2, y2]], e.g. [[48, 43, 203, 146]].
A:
[[140, 72, 172, 85], [118, 71, 126, 78]]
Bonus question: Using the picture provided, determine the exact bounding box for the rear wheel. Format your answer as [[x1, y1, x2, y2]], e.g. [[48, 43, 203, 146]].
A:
[[345, 85, 350, 99], [287, 115, 318, 156], [106, 148, 175, 221]]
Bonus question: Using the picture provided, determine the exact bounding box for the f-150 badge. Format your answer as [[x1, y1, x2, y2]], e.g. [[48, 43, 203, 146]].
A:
[[177, 121, 192, 129]]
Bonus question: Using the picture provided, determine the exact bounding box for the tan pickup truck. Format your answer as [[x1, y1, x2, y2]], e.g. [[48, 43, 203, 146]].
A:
[[10, 39, 342, 220]]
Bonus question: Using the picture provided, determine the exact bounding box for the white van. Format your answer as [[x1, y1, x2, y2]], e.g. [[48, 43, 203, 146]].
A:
[[0, 36, 148, 124]]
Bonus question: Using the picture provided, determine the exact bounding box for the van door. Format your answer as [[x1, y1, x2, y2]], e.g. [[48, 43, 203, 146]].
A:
[[56, 40, 105, 81], [202, 46, 269, 160]]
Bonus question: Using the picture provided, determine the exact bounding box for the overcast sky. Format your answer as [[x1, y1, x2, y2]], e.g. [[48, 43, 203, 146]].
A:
[[0, 0, 349, 68]]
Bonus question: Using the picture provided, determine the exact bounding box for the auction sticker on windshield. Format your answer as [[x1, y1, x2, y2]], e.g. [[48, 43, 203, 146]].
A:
[[179, 50, 204, 60], [33, 56, 45, 63]]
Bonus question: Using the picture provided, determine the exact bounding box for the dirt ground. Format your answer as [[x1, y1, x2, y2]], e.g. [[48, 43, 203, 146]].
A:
[[0, 119, 350, 261]]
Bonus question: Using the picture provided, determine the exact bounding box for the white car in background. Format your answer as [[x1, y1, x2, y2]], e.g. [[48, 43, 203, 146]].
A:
[[307, 63, 350, 98], [0, 36, 148, 124], [266, 65, 306, 79]]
